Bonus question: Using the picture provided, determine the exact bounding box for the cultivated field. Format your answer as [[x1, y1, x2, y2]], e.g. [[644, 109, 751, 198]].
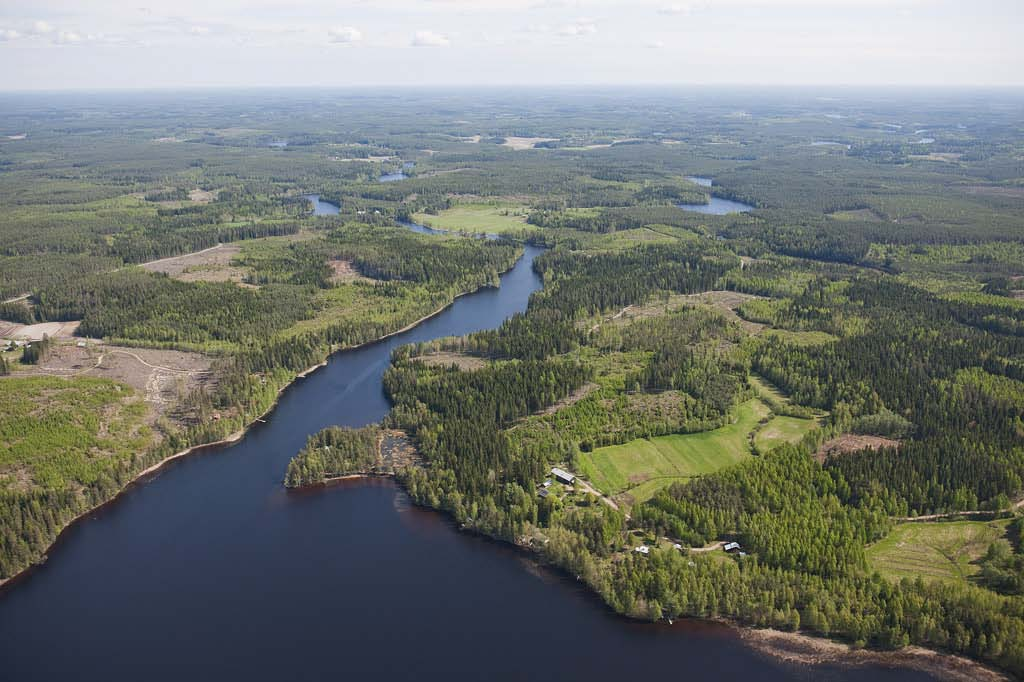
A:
[[578, 398, 770, 505], [754, 415, 818, 453], [866, 519, 1010, 585], [412, 203, 533, 235]]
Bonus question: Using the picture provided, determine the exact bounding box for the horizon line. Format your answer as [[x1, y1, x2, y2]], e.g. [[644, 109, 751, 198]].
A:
[[2, 83, 1024, 95]]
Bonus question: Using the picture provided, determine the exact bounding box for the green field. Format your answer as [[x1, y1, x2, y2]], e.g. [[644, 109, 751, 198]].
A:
[[866, 519, 1011, 585], [754, 415, 818, 453], [577, 399, 770, 503], [748, 373, 789, 403], [412, 203, 534, 235]]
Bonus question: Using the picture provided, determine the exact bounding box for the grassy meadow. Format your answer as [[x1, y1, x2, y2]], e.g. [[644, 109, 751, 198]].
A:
[[577, 398, 770, 504], [866, 519, 1011, 585]]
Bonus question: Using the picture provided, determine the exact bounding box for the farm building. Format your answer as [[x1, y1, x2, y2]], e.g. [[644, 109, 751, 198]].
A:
[[551, 467, 576, 484]]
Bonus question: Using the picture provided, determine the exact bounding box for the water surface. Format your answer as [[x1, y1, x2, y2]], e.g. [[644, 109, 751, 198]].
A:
[[679, 196, 754, 215], [0, 230, 932, 681], [303, 194, 340, 216], [681, 177, 754, 214]]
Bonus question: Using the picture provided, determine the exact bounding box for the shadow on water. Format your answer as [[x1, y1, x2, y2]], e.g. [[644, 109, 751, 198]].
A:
[[0, 222, 937, 681]]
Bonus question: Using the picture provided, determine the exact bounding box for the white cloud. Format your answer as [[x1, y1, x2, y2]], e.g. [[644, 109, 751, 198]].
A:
[[328, 26, 363, 43], [411, 30, 449, 47], [188, 25, 211, 35], [558, 19, 596, 37], [645, 39, 665, 49], [30, 20, 55, 35], [0, 28, 22, 41], [658, 3, 693, 15], [55, 31, 86, 44]]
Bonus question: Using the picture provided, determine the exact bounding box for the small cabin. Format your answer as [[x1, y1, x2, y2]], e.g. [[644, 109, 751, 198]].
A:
[[537, 488, 550, 499], [723, 541, 741, 553], [551, 467, 576, 485], [634, 546, 650, 555]]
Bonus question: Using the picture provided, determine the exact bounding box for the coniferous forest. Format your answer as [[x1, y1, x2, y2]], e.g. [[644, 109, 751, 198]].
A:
[[2, 90, 1024, 678]]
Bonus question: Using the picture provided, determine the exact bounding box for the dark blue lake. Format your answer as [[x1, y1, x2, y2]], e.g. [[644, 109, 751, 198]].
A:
[[0, 222, 933, 681]]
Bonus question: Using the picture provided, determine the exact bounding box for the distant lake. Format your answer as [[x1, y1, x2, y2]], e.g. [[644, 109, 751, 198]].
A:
[[399, 218, 499, 241], [0, 234, 935, 682], [379, 171, 408, 182], [913, 138, 935, 145], [680, 177, 753, 215], [268, 140, 288, 148], [812, 141, 851, 149], [398, 219, 447, 236], [680, 197, 754, 215], [303, 194, 340, 215]]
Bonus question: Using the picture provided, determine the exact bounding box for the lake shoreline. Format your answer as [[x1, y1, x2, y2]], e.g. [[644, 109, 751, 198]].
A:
[[0, 252, 522, 593], [738, 627, 1008, 682], [285, 471, 1013, 682]]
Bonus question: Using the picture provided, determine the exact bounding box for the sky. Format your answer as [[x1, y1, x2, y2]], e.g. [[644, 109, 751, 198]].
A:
[[0, 0, 1021, 90]]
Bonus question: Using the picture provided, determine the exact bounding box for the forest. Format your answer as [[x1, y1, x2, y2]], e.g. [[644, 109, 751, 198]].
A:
[[3, 89, 1024, 678]]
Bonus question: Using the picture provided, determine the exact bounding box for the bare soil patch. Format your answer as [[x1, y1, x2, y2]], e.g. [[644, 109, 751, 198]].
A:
[[815, 434, 899, 463], [188, 188, 216, 203], [910, 153, 962, 163], [19, 341, 217, 428], [379, 429, 421, 472], [678, 290, 767, 334], [587, 291, 765, 336], [328, 259, 376, 285], [536, 382, 600, 416], [141, 243, 251, 285], [501, 136, 558, 150], [0, 320, 80, 341], [417, 351, 487, 371]]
